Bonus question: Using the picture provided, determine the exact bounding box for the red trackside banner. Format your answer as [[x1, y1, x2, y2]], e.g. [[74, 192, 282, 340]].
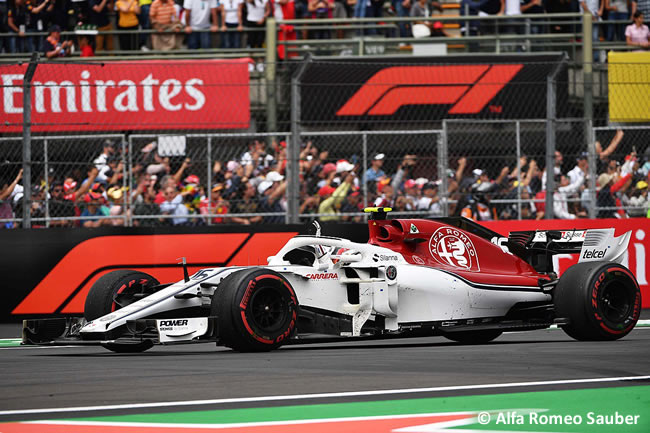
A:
[[0, 59, 250, 132], [483, 218, 650, 308]]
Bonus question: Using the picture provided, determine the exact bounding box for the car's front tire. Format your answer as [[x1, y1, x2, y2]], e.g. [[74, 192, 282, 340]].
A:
[[84, 269, 160, 353], [554, 261, 641, 341], [212, 268, 298, 352]]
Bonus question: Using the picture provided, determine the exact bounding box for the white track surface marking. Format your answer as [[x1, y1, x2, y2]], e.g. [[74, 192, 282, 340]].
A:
[[0, 375, 648, 416]]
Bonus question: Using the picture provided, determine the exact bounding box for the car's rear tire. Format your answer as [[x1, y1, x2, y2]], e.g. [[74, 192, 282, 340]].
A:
[[444, 330, 502, 344], [84, 269, 160, 353], [554, 261, 641, 341], [212, 268, 298, 352]]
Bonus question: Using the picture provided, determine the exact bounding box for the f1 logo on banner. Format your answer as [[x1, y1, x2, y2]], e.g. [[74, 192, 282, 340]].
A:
[[336, 65, 523, 116]]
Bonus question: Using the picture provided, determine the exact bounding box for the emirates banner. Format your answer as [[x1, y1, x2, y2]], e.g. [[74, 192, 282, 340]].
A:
[[483, 218, 650, 308], [300, 54, 568, 124], [0, 59, 250, 132]]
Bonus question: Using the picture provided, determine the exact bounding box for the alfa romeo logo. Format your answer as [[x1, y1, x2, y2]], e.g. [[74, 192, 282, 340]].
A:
[[429, 226, 480, 271]]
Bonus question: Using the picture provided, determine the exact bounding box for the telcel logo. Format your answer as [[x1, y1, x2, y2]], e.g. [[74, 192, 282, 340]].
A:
[[583, 249, 606, 259]]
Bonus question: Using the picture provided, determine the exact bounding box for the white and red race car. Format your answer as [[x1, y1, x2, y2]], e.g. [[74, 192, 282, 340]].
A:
[[23, 208, 641, 352]]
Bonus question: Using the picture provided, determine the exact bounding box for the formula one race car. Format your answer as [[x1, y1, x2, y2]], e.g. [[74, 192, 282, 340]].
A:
[[23, 208, 641, 353]]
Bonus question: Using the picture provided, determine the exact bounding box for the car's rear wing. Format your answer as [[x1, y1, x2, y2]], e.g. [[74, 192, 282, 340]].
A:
[[507, 228, 631, 273]]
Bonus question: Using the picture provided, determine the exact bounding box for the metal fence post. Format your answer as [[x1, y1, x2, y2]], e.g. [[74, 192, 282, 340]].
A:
[[127, 135, 133, 227], [207, 136, 212, 226], [583, 13, 595, 219], [289, 55, 311, 224], [544, 76, 556, 219], [440, 122, 449, 217], [43, 138, 49, 228], [362, 132, 368, 209], [587, 121, 597, 218], [516, 121, 522, 220], [121, 138, 128, 226], [265, 18, 277, 136], [22, 52, 39, 229]]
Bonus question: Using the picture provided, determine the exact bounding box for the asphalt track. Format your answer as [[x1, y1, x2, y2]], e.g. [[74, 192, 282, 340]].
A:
[[1, 322, 649, 423]]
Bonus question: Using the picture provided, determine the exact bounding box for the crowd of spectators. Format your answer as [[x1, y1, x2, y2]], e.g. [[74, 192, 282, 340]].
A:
[[0, 0, 647, 55], [1, 130, 649, 229]]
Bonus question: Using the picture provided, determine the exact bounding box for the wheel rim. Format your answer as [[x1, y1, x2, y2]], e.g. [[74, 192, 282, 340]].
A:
[[248, 285, 289, 333], [112, 280, 150, 311], [599, 280, 634, 324]]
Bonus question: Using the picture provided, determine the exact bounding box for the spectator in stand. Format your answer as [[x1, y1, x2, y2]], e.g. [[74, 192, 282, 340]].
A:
[[554, 174, 586, 219], [245, 0, 270, 48], [318, 172, 354, 222], [0, 0, 10, 54], [365, 0, 384, 35], [7, 0, 34, 53], [521, 0, 546, 36], [541, 150, 563, 189], [81, 191, 110, 227], [184, 0, 219, 49], [93, 139, 116, 184], [160, 185, 191, 225], [29, 0, 51, 51], [340, 190, 362, 222], [116, 0, 141, 50], [364, 153, 386, 184], [48, 181, 76, 227], [605, 0, 629, 42], [89, 0, 114, 52], [0, 169, 22, 229], [503, 0, 521, 42], [106, 186, 127, 226], [230, 181, 263, 224], [580, 0, 604, 62], [393, 0, 412, 39], [139, 0, 153, 50], [353, 0, 367, 35], [131, 173, 162, 226], [568, 152, 588, 188], [478, 0, 503, 35], [374, 183, 395, 208], [596, 173, 618, 218], [632, 0, 650, 21], [221, 0, 244, 48], [78, 34, 94, 56], [47, 0, 71, 32], [623, 180, 649, 217], [201, 183, 229, 223], [43, 24, 73, 58], [274, 0, 298, 58], [150, 0, 183, 50], [626, 11, 650, 48], [258, 171, 286, 223], [410, 0, 444, 36], [546, 0, 574, 33], [595, 129, 624, 171], [417, 182, 442, 216], [308, 0, 333, 39]]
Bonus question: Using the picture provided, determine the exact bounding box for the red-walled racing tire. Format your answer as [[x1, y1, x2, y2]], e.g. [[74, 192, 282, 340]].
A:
[[84, 269, 160, 353], [212, 268, 298, 352], [554, 261, 641, 341]]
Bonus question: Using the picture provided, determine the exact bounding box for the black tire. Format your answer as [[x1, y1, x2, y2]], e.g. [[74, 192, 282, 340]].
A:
[[444, 330, 502, 344], [84, 270, 160, 353], [555, 261, 641, 341], [212, 268, 298, 352]]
